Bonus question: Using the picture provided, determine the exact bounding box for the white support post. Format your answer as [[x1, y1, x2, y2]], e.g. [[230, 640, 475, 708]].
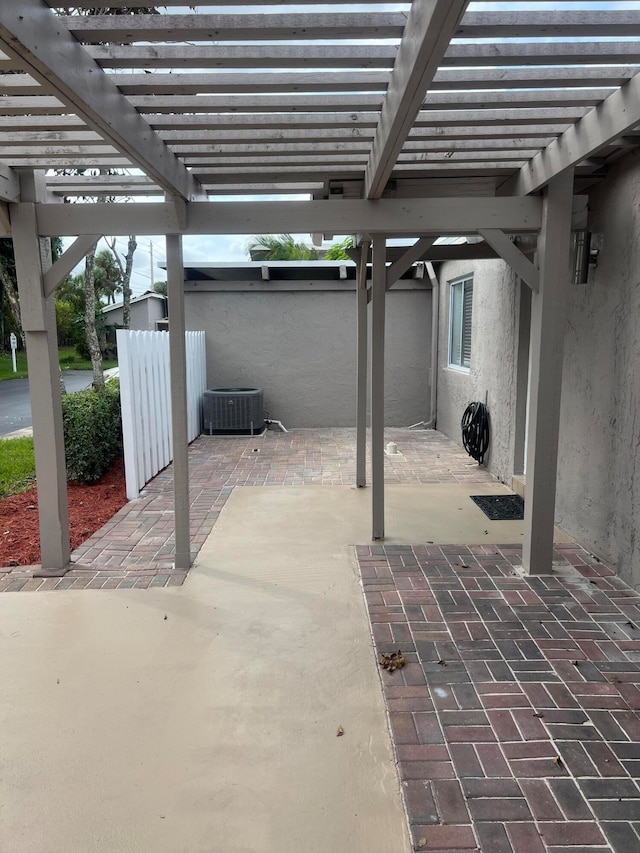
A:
[[11, 174, 69, 571], [356, 241, 370, 488], [166, 233, 191, 570], [371, 236, 386, 540], [522, 169, 574, 575]]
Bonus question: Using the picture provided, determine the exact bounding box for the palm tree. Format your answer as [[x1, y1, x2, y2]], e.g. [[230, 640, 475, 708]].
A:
[[247, 234, 319, 261]]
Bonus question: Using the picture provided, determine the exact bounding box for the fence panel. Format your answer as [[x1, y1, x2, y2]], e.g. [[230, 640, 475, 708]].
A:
[[117, 329, 206, 500]]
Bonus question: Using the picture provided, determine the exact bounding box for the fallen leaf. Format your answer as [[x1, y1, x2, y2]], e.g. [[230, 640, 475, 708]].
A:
[[533, 711, 544, 718], [415, 839, 427, 850], [437, 659, 447, 667], [380, 650, 406, 672], [553, 756, 563, 768], [336, 725, 344, 737]]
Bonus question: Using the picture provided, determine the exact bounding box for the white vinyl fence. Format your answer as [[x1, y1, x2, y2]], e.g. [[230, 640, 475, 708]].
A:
[[117, 330, 207, 499]]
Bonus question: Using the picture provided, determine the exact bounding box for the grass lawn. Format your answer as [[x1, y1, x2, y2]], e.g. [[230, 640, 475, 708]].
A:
[[0, 436, 35, 497], [0, 350, 29, 381], [0, 347, 116, 380], [58, 347, 117, 373]]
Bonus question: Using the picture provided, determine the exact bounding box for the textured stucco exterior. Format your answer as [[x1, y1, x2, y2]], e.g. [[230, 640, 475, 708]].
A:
[[435, 259, 521, 483], [435, 152, 640, 588], [555, 152, 640, 589], [184, 282, 431, 428]]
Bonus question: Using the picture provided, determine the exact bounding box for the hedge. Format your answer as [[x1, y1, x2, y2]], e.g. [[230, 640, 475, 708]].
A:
[[62, 380, 122, 483]]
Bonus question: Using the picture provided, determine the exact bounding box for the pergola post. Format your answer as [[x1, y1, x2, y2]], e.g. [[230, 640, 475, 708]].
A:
[[371, 236, 387, 540], [355, 241, 370, 488], [11, 173, 70, 571], [166, 233, 191, 570], [522, 169, 574, 575]]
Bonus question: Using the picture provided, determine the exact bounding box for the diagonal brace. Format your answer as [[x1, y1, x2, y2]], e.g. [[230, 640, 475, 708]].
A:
[[386, 237, 435, 289], [43, 234, 100, 298], [479, 228, 540, 293]]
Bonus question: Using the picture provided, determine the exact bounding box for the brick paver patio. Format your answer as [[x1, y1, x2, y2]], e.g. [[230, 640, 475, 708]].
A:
[[358, 543, 640, 853], [0, 427, 493, 591]]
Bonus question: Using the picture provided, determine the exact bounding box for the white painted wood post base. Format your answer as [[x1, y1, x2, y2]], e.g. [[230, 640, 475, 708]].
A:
[[522, 170, 575, 575]]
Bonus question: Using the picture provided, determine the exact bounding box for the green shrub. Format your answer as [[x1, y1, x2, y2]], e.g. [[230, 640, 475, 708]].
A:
[[75, 336, 91, 362], [62, 380, 122, 483]]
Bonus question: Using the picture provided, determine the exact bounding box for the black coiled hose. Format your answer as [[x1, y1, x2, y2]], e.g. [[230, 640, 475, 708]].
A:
[[461, 402, 490, 465]]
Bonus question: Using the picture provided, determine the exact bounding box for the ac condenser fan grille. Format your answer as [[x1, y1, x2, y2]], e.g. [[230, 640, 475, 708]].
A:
[[203, 388, 264, 435]]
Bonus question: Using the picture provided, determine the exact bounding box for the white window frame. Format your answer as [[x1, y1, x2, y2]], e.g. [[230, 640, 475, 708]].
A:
[[448, 275, 473, 371]]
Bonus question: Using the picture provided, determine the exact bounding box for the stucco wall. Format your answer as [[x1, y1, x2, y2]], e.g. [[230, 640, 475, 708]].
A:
[[434, 151, 640, 587], [436, 259, 520, 483], [555, 152, 640, 588], [184, 283, 431, 428]]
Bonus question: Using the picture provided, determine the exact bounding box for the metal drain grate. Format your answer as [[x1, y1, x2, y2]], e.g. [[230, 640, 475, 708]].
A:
[[470, 494, 524, 521]]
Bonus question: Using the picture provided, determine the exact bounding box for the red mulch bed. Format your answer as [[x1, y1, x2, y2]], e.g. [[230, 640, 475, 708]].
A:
[[0, 456, 127, 567]]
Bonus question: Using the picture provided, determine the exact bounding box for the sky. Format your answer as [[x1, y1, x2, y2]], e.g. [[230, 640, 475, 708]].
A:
[[75, 221, 326, 298]]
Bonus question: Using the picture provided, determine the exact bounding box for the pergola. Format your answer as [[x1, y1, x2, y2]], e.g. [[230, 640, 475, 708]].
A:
[[1, 1, 639, 577]]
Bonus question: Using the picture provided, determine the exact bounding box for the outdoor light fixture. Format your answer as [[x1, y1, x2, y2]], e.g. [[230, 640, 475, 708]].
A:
[[572, 230, 592, 285]]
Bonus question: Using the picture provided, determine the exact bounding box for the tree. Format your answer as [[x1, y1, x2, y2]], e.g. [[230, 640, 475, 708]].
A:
[[83, 247, 105, 389], [53, 5, 157, 376], [106, 236, 137, 329], [324, 236, 354, 260], [152, 281, 167, 296], [0, 241, 21, 349], [247, 234, 319, 261], [94, 248, 123, 305]]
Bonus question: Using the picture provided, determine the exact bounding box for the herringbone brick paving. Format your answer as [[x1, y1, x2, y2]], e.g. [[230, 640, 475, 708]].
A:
[[358, 543, 640, 853], [0, 427, 492, 591]]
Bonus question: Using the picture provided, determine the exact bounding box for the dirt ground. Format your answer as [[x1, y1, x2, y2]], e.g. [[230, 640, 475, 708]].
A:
[[0, 456, 127, 566]]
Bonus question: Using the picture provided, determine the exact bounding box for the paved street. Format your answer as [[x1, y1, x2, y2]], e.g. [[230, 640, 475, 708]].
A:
[[0, 370, 92, 436]]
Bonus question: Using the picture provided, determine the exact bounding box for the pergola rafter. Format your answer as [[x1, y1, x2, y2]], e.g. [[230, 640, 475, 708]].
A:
[[0, 0, 204, 201]]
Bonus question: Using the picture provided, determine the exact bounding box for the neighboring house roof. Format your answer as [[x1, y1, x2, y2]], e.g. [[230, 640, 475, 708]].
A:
[[101, 292, 166, 316], [182, 261, 357, 282], [181, 240, 495, 283]]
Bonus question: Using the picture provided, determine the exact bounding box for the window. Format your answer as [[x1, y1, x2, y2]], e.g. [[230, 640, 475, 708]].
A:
[[448, 276, 473, 369]]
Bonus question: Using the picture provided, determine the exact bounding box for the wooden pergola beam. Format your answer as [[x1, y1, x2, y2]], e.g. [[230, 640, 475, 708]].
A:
[[34, 197, 543, 238], [364, 1, 469, 199], [502, 70, 640, 196]]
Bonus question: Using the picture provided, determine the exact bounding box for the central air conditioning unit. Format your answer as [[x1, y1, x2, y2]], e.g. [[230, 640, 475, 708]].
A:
[[202, 388, 265, 435]]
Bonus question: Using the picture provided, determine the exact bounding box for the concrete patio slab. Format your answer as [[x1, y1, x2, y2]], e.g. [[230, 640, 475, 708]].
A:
[[2, 482, 437, 853]]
